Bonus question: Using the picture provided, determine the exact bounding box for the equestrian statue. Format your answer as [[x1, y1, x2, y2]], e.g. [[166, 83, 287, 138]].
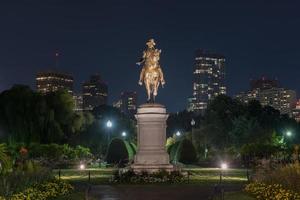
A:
[[137, 39, 165, 102]]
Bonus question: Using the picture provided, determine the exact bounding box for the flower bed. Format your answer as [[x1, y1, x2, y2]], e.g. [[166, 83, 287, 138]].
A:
[[0, 180, 73, 200], [245, 182, 300, 200], [112, 170, 185, 184]]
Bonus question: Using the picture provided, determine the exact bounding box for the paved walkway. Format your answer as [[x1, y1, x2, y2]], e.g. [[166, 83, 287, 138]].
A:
[[88, 184, 243, 200]]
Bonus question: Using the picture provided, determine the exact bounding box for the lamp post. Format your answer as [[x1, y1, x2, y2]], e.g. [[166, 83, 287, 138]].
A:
[[106, 120, 112, 149], [220, 162, 228, 184], [191, 119, 195, 144], [176, 131, 181, 137], [121, 131, 127, 139], [286, 131, 292, 138]]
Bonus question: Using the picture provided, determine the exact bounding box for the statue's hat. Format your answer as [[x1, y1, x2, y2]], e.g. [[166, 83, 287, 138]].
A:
[[146, 39, 156, 48]]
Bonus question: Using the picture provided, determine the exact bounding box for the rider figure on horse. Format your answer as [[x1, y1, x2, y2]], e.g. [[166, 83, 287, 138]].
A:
[[137, 39, 165, 102]]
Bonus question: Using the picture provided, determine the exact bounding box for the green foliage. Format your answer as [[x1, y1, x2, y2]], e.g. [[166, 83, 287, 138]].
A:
[[169, 95, 300, 164], [0, 143, 11, 174], [168, 141, 180, 162], [177, 139, 197, 164], [0, 86, 93, 144], [5, 143, 92, 168], [253, 163, 300, 193], [245, 182, 300, 200], [4, 179, 73, 200], [166, 136, 176, 151], [129, 142, 137, 154], [167, 110, 194, 137], [240, 142, 283, 159], [71, 105, 136, 156], [124, 141, 135, 160], [168, 139, 197, 164], [0, 164, 53, 197]]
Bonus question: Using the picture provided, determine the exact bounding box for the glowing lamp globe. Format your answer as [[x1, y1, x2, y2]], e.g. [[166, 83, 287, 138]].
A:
[[221, 163, 228, 170]]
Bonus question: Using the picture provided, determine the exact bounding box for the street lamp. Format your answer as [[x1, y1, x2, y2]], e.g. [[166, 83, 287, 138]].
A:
[[79, 164, 85, 170], [106, 120, 113, 148], [121, 131, 127, 138], [106, 120, 112, 128], [191, 119, 195, 126], [221, 163, 228, 170], [176, 131, 181, 137], [286, 131, 292, 137], [220, 162, 228, 184], [191, 119, 195, 145]]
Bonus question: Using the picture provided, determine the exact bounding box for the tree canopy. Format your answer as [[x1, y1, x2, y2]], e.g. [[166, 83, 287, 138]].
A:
[[0, 85, 93, 144]]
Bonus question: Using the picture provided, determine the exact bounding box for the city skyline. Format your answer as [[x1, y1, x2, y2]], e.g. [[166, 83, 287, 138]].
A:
[[1, 1, 300, 112]]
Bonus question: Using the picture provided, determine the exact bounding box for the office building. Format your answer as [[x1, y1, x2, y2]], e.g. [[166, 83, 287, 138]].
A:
[[82, 74, 108, 110], [190, 50, 226, 113], [236, 77, 296, 115], [292, 100, 300, 122], [114, 91, 137, 118], [73, 94, 83, 112], [36, 71, 74, 94]]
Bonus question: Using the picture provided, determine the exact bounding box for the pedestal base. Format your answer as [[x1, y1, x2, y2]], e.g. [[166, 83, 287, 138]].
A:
[[131, 164, 174, 173], [131, 103, 174, 173]]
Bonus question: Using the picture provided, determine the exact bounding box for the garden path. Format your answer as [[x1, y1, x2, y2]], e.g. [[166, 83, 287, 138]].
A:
[[88, 184, 243, 200]]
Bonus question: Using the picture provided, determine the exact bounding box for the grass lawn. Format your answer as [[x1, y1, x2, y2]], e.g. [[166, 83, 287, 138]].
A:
[[53, 167, 249, 185], [224, 192, 254, 200], [184, 167, 249, 184], [53, 168, 114, 184]]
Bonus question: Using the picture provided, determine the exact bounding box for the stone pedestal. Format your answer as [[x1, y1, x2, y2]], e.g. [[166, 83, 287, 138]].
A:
[[131, 103, 173, 172]]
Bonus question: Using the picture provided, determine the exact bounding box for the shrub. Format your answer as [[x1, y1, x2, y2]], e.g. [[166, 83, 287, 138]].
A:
[[0, 165, 52, 197], [177, 139, 197, 164], [112, 169, 184, 184], [254, 163, 300, 193], [0, 143, 11, 174], [8, 179, 73, 200], [245, 182, 300, 200], [168, 141, 180, 162], [13, 143, 93, 168], [129, 142, 137, 154], [106, 138, 135, 165]]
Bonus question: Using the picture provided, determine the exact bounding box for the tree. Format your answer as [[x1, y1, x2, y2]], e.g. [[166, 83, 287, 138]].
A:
[[167, 110, 194, 137], [0, 143, 11, 174], [177, 139, 197, 164], [0, 85, 91, 144], [71, 105, 136, 156], [106, 138, 135, 165], [169, 139, 197, 164]]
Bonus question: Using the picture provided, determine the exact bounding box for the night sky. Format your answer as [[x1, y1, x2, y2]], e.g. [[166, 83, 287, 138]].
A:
[[1, 1, 300, 112]]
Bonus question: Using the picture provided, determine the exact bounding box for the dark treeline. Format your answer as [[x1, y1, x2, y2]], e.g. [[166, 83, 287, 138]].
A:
[[167, 95, 300, 163], [0, 85, 93, 144], [0, 85, 135, 157], [0, 86, 299, 163]]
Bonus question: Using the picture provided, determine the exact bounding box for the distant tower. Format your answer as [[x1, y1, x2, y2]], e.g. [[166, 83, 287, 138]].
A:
[[191, 50, 226, 114], [120, 91, 138, 118], [82, 74, 108, 110]]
